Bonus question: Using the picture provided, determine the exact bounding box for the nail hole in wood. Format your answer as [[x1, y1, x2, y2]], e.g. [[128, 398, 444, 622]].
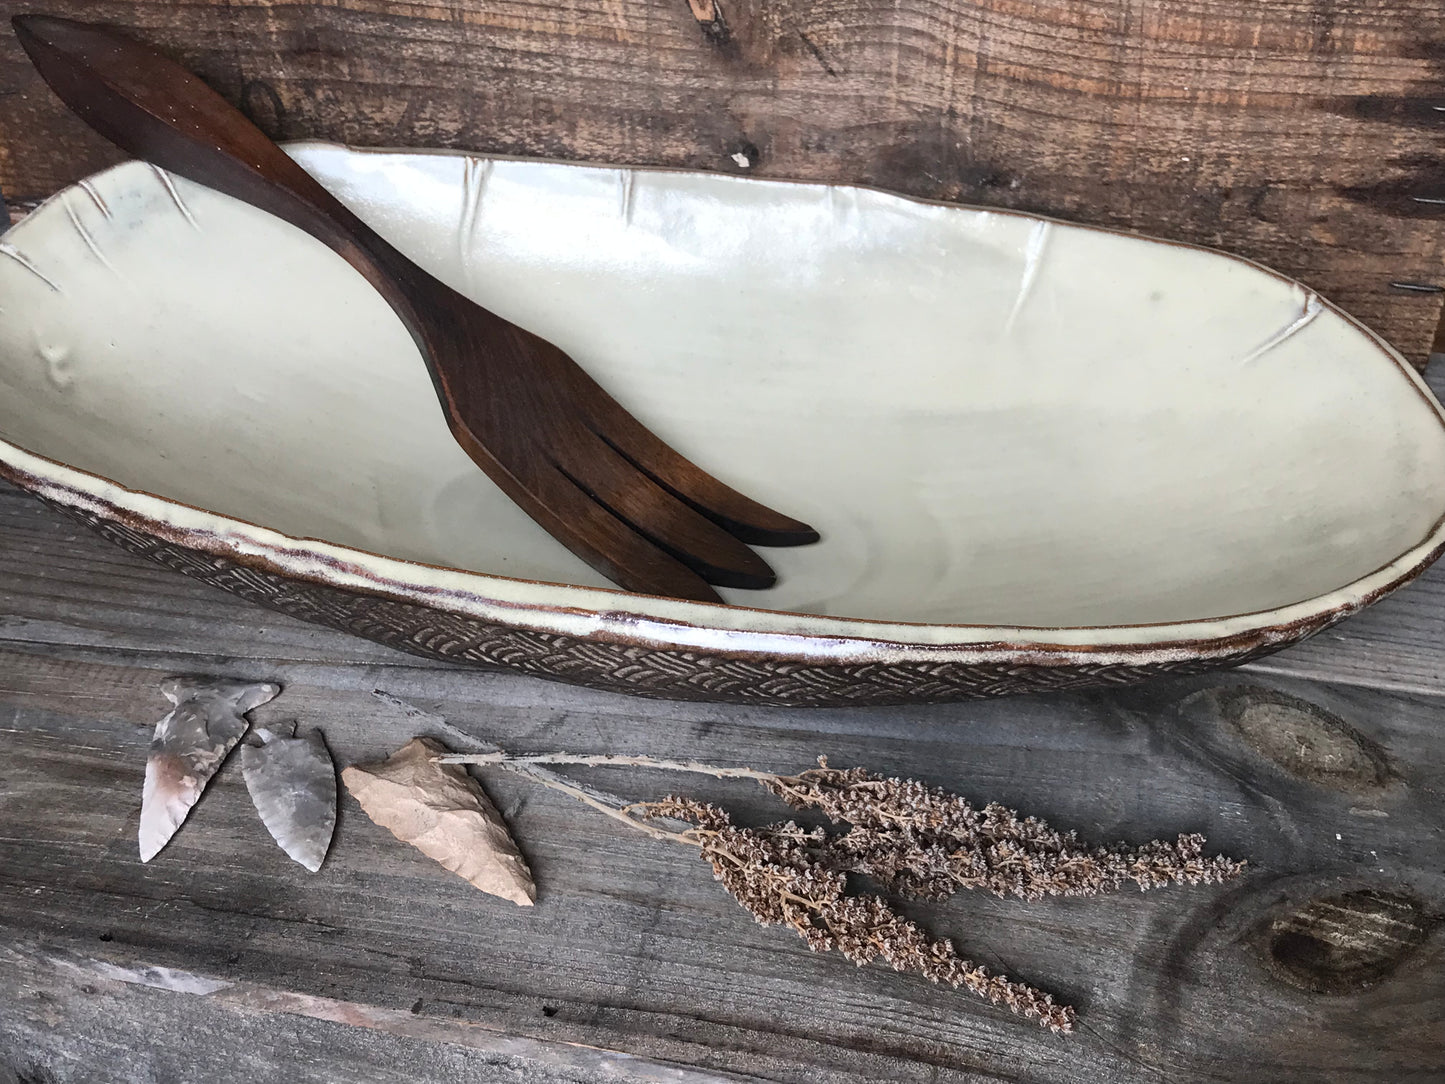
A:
[[1262, 890, 1433, 994]]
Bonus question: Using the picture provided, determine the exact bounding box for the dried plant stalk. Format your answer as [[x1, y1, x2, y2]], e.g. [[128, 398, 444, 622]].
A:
[[642, 797, 1075, 1033], [443, 751, 1245, 900], [448, 747, 1245, 1034], [760, 760, 1245, 902]]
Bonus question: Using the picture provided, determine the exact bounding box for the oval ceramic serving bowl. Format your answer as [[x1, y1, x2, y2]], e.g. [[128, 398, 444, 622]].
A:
[[4, 143, 1445, 706]]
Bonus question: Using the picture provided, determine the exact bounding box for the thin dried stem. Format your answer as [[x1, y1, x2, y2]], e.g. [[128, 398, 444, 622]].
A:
[[438, 751, 780, 785], [373, 696, 672, 841], [502, 766, 698, 846]]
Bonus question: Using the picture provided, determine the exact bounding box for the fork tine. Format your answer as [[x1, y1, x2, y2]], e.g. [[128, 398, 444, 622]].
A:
[[567, 373, 821, 548], [552, 429, 779, 590], [513, 461, 727, 603]]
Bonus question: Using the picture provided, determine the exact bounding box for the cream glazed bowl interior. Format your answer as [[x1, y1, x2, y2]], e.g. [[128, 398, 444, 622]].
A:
[[2, 142, 1445, 706]]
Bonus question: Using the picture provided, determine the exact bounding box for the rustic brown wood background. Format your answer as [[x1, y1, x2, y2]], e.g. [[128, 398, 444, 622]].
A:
[[2, 0, 1445, 360], [4, 1, 1445, 1080]]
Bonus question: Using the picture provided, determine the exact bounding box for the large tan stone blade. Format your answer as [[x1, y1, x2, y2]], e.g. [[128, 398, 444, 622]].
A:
[[241, 727, 337, 873], [342, 737, 535, 905], [139, 678, 282, 862]]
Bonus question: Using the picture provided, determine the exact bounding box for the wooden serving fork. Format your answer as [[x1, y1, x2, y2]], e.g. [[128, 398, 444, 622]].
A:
[[13, 15, 818, 603]]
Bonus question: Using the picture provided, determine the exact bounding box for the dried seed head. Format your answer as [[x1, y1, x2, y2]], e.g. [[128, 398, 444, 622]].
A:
[[763, 761, 1244, 902], [646, 798, 1076, 1034], [486, 748, 1245, 1037]]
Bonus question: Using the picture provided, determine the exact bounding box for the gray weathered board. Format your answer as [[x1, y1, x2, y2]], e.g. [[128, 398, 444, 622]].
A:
[[4, 365, 1445, 1082]]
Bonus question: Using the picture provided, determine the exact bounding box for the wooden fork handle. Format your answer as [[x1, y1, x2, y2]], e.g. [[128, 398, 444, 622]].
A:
[[13, 15, 434, 327]]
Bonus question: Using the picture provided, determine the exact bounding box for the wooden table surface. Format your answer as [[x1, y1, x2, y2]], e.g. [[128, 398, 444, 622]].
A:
[[3, 1, 1445, 1081], [4, 443, 1445, 1084]]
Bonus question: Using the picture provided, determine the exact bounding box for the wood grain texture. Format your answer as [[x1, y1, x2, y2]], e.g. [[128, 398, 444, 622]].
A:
[[1, 643, 1442, 1081], [2, 0, 1445, 363], [4, 387, 1445, 1077]]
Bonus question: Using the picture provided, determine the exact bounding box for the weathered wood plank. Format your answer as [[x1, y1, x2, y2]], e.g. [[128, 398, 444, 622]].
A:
[[0, 480, 440, 669], [2, 0, 1444, 362], [1, 641, 1442, 1081], [0, 939, 772, 1084]]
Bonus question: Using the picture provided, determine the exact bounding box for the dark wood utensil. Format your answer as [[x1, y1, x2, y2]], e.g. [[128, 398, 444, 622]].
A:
[[13, 14, 818, 603]]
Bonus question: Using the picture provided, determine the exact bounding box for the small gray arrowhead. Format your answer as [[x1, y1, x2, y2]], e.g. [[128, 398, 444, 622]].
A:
[[140, 678, 281, 862], [242, 727, 337, 873]]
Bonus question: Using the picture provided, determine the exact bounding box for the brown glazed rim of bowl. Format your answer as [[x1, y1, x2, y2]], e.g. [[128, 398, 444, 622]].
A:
[[4, 434, 1444, 670]]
